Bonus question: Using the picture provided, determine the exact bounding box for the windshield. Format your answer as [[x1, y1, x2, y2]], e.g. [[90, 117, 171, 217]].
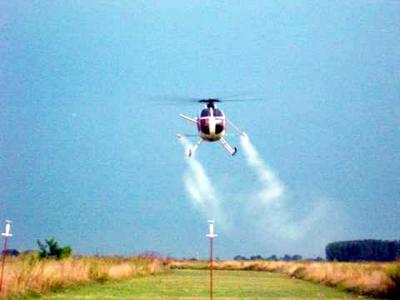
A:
[[200, 109, 210, 117], [213, 109, 223, 117]]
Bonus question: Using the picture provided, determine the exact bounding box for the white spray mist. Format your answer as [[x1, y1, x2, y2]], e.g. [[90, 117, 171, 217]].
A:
[[240, 134, 285, 205], [240, 134, 328, 241], [178, 133, 340, 254], [178, 136, 227, 227]]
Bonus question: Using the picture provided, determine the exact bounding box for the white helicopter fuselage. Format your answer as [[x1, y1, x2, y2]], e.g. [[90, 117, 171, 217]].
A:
[[197, 114, 226, 142], [178, 103, 238, 156]]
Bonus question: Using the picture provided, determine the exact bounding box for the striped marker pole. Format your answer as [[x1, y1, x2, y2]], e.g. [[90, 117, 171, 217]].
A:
[[0, 220, 12, 293], [206, 220, 217, 300]]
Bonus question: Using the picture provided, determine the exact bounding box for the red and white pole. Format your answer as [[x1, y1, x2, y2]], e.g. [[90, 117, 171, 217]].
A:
[[0, 220, 12, 293], [206, 220, 217, 300]]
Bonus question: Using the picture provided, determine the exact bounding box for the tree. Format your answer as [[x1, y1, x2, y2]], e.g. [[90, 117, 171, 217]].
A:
[[250, 255, 263, 260], [326, 240, 400, 262], [282, 254, 292, 261], [292, 254, 302, 261], [37, 238, 72, 260], [233, 255, 247, 260], [3, 249, 19, 256]]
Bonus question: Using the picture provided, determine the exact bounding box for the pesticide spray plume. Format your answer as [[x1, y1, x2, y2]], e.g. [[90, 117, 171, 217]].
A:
[[240, 133, 285, 205], [240, 134, 330, 241], [178, 132, 341, 254], [178, 136, 228, 227]]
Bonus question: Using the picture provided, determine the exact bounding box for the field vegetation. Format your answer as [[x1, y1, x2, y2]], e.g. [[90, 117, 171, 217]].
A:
[[27, 269, 363, 299], [2, 254, 399, 299], [0, 254, 165, 299], [169, 260, 400, 298]]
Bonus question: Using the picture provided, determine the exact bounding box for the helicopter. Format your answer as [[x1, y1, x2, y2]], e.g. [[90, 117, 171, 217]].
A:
[[177, 98, 245, 157]]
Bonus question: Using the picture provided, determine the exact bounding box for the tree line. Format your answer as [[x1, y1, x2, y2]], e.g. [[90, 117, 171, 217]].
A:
[[233, 254, 323, 261], [326, 239, 400, 262]]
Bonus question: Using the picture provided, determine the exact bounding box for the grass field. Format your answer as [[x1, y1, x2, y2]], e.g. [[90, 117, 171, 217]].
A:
[[22, 269, 370, 299], [170, 260, 400, 298]]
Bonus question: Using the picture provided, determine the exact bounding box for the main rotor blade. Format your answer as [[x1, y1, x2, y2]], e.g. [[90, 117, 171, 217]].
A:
[[218, 97, 264, 102], [147, 95, 200, 106], [148, 94, 265, 105]]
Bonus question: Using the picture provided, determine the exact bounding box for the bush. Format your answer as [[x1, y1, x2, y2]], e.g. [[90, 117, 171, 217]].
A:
[[37, 238, 72, 260], [233, 255, 247, 260]]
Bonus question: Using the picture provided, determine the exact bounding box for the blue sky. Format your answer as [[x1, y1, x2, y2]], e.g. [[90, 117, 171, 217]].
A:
[[1, 1, 399, 258]]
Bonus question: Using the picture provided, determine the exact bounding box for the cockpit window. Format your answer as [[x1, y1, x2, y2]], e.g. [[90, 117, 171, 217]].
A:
[[200, 109, 210, 117], [215, 122, 224, 134], [200, 119, 210, 134], [213, 109, 223, 117]]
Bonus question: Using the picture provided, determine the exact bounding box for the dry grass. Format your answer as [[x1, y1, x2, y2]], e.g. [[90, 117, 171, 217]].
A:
[[1, 255, 165, 299], [2, 256, 398, 299], [169, 260, 400, 298]]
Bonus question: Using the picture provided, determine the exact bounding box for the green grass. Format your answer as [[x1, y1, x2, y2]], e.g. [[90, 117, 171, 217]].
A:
[[20, 269, 372, 299]]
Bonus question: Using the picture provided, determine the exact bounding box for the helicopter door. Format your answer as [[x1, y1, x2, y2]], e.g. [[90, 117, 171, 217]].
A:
[[215, 120, 224, 134], [199, 109, 211, 135], [199, 118, 210, 134]]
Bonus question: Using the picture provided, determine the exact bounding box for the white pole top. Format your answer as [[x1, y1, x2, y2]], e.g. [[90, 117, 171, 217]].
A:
[[2, 220, 12, 237], [206, 220, 217, 238]]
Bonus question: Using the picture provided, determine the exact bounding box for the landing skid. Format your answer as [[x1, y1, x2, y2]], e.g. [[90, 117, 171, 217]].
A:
[[188, 139, 203, 157], [220, 137, 237, 156], [177, 134, 203, 157]]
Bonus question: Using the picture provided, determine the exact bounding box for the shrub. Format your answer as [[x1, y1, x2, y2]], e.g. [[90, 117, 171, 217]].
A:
[[37, 238, 72, 260]]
